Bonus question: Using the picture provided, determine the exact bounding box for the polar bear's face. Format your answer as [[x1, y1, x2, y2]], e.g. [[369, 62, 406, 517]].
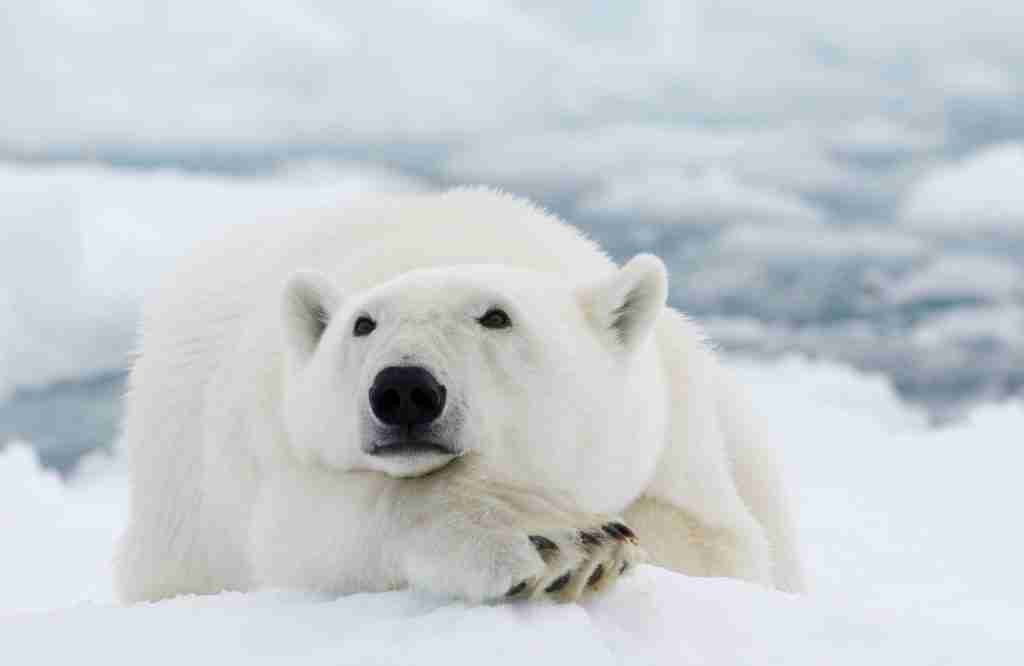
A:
[[280, 256, 666, 480]]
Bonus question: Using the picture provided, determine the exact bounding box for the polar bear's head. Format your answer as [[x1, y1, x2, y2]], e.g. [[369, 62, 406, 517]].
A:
[[279, 256, 667, 480]]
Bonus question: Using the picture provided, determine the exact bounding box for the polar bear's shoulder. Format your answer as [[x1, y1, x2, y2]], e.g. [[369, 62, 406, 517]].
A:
[[348, 187, 614, 279]]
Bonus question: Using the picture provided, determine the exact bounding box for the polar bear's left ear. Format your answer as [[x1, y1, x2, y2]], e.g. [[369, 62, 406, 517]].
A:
[[281, 271, 342, 362], [577, 254, 668, 354]]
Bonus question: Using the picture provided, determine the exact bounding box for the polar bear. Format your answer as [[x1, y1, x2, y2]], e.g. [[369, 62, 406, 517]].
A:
[[114, 188, 803, 603]]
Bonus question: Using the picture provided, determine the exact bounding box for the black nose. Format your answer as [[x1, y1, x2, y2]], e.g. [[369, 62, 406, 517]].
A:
[[369, 366, 447, 427]]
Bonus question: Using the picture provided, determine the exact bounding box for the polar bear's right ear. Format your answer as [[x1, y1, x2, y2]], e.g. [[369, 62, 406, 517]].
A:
[[281, 271, 342, 361]]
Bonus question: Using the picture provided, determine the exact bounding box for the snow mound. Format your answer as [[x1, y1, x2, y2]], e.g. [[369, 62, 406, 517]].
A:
[[3, 567, 1013, 666], [2, 357, 1023, 664], [0, 444, 126, 613]]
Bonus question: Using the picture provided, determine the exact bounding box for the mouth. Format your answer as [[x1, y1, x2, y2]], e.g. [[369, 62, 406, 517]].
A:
[[367, 440, 459, 457]]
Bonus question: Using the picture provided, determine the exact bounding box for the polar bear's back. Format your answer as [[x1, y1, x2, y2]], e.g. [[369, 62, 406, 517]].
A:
[[145, 188, 612, 338]]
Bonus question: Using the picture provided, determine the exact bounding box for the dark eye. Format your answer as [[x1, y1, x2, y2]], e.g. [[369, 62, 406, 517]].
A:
[[478, 308, 511, 329], [353, 316, 376, 337]]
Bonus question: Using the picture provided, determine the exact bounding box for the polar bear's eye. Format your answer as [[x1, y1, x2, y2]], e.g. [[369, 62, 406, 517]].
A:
[[478, 308, 512, 330], [353, 316, 376, 337]]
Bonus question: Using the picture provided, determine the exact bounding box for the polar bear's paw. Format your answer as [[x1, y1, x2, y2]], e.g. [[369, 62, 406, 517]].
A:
[[505, 520, 644, 603], [403, 515, 644, 604], [398, 466, 645, 603]]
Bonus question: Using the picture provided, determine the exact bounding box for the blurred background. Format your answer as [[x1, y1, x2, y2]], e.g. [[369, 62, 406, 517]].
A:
[[2, 0, 1022, 474]]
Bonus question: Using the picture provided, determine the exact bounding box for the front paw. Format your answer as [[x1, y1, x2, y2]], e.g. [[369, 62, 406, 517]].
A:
[[512, 520, 643, 603], [404, 517, 644, 604]]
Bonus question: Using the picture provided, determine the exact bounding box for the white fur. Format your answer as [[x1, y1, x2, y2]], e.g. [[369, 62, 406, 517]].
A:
[[114, 188, 803, 603]]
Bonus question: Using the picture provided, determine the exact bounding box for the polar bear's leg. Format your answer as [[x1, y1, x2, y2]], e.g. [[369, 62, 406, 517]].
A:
[[715, 369, 806, 593], [116, 433, 254, 602], [114, 335, 250, 602], [622, 496, 764, 582], [114, 425, 218, 601], [250, 456, 644, 603], [393, 460, 646, 603], [639, 310, 776, 586]]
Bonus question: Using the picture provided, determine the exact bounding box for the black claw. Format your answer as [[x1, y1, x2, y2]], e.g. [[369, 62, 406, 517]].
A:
[[579, 530, 603, 549], [545, 572, 572, 594], [529, 535, 559, 553], [587, 564, 605, 587], [506, 580, 528, 597], [619, 561, 629, 575], [602, 523, 625, 540], [602, 522, 637, 542], [613, 522, 637, 540]]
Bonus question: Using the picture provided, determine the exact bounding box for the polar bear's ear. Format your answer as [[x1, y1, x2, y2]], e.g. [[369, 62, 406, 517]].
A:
[[577, 254, 668, 354], [281, 271, 342, 361]]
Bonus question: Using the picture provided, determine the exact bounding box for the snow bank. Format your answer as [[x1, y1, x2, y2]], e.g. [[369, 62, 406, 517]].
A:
[[0, 445, 126, 613], [2, 358, 1022, 664], [3, 567, 1014, 666]]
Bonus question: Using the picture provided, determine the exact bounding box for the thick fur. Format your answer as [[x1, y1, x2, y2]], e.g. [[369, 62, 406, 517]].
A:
[[114, 188, 803, 603]]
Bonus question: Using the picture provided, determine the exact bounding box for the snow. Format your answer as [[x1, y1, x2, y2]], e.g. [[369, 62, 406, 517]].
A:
[[4, 0, 1022, 244], [886, 254, 1023, 305], [4, 1, 1021, 153], [2, 3, 1021, 657], [444, 124, 855, 205], [2, 357, 1022, 664], [577, 167, 823, 226], [0, 445, 126, 613], [714, 223, 927, 261], [3, 569, 1014, 666], [911, 304, 1024, 349], [903, 143, 1024, 235], [829, 117, 942, 160]]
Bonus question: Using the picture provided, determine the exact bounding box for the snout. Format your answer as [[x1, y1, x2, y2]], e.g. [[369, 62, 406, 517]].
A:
[[362, 365, 462, 476], [364, 365, 461, 471], [369, 365, 447, 427]]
